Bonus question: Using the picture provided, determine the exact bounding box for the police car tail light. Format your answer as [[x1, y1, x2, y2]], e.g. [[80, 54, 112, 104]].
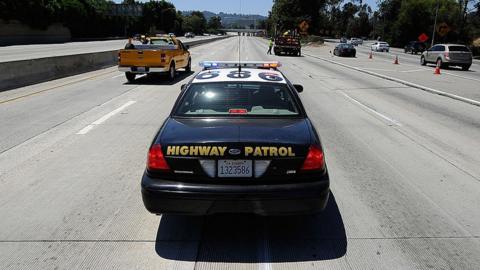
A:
[[301, 145, 325, 171], [147, 144, 170, 171]]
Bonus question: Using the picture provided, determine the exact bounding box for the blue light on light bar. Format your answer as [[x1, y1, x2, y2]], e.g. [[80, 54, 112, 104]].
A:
[[199, 61, 281, 70]]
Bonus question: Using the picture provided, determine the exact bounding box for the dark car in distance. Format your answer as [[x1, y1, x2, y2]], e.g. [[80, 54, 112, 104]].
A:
[[404, 41, 426, 54], [141, 61, 330, 216], [334, 43, 356, 57]]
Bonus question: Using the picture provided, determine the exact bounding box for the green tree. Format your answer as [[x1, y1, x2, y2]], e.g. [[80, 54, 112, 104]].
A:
[[377, 0, 464, 46], [270, 0, 324, 35], [183, 11, 206, 34], [207, 16, 222, 31], [142, 0, 176, 34], [0, 0, 62, 29]]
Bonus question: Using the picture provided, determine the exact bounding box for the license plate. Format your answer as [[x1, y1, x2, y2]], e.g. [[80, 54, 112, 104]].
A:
[[218, 160, 252, 178], [135, 67, 146, 72]]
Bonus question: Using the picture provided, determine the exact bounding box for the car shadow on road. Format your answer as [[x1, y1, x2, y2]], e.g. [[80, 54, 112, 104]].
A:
[[123, 71, 194, 86], [155, 192, 347, 263], [275, 54, 305, 58]]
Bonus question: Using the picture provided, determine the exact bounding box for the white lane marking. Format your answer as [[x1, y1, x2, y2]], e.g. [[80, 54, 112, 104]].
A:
[[400, 68, 427, 73], [76, 101, 136, 135], [362, 68, 396, 72], [340, 91, 402, 126], [76, 125, 95, 135], [111, 74, 124, 79], [441, 70, 480, 83], [304, 52, 480, 107], [257, 220, 272, 270]]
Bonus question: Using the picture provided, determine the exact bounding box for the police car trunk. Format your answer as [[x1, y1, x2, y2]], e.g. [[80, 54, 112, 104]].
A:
[[141, 61, 330, 215]]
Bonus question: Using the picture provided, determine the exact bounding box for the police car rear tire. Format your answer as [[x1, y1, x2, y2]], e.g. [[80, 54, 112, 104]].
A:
[[125, 72, 136, 82]]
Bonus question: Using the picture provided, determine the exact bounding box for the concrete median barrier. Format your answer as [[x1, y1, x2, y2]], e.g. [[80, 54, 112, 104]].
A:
[[0, 35, 230, 91]]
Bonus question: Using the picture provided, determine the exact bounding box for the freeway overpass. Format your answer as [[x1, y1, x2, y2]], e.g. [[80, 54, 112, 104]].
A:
[[220, 28, 266, 35]]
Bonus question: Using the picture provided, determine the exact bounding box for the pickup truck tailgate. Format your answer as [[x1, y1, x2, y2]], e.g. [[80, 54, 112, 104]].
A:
[[119, 50, 167, 67]]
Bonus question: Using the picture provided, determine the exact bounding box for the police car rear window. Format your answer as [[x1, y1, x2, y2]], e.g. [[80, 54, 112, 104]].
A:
[[174, 82, 299, 116]]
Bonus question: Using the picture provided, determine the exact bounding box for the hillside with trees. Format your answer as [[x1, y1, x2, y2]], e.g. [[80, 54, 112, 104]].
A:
[[0, 0, 226, 38], [266, 0, 479, 48]]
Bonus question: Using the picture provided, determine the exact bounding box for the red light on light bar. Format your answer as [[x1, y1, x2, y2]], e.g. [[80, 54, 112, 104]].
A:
[[229, 108, 248, 114]]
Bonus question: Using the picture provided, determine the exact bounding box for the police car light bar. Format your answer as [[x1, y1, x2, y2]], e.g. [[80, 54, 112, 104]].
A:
[[199, 61, 281, 70]]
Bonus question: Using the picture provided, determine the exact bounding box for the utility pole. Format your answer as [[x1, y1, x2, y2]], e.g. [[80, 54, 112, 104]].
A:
[[431, 0, 439, 47]]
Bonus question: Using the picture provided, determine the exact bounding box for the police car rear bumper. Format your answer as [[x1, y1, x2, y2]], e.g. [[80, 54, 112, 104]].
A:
[[141, 173, 330, 216]]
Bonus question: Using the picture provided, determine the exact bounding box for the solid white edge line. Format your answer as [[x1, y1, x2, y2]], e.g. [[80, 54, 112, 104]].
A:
[[303, 53, 480, 108], [76, 101, 136, 135], [340, 91, 402, 126]]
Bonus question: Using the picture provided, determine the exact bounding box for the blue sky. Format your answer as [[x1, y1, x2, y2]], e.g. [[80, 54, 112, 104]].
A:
[[114, 1, 379, 16]]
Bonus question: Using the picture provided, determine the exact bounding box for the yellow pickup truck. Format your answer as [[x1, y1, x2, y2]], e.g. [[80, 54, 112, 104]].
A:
[[118, 36, 191, 82]]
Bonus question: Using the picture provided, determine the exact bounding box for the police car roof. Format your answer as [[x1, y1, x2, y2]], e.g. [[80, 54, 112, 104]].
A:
[[192, 68, 287, 84]]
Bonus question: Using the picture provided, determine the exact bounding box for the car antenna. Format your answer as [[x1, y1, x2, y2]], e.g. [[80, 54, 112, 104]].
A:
[[238, 0, 242, 73]]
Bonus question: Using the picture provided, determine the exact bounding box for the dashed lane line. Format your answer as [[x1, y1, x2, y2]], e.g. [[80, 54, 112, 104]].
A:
[[111, 74, 124, 79], [76, 101, 136, 135], [340, 91, 402, 127]]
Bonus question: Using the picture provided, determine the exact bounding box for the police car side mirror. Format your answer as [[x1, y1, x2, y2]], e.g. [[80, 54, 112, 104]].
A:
[[293, 84, 303, 93]]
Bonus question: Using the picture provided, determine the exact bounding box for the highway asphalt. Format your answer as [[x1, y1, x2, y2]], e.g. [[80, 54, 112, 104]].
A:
[[317, 41, 480, 102], [0, 36, 479, 269], [0, 35, 218, 63]]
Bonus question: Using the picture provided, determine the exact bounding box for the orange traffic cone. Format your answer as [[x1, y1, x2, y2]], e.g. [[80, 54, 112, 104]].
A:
[[394, 55, 399, 64], [369, 51, 373, 59], [434, 62, 441, 75]]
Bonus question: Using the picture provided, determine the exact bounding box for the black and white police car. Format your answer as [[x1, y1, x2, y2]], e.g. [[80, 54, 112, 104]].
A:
[[141, 61, 330, 215]]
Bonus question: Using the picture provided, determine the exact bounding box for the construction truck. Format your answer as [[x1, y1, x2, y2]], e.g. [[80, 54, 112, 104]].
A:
[[273, 30, 301, 56]]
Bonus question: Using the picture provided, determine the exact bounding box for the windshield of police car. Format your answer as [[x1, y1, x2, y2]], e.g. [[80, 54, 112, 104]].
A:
[[174, 82, 299, 116]]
